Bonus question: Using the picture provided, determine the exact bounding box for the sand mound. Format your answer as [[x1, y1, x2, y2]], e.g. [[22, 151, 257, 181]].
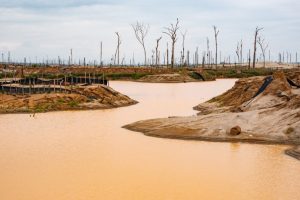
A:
[[207, 76, 265, 107], [124, 71, 300, 146], [0, 85, 137, 113]]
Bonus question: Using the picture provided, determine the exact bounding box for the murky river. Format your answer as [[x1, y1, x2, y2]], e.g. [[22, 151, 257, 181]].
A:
[[0, 80, 299, 200]]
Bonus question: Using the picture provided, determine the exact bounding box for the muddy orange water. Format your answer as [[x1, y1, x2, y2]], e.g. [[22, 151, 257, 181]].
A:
[[0, 80, 299, 200]]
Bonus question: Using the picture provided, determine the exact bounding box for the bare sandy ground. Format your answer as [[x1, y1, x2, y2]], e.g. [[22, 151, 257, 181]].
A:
[[0, 85, 137, 113], [124, 71, 300, 145]]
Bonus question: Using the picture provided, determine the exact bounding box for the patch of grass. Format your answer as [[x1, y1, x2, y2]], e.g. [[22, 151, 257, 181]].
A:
[[33, 104, 48, 113], [201, 68, 274, 80], [105, 73, 150, 80], [68, 100, 79, 107], [57, 98, 66, 104]]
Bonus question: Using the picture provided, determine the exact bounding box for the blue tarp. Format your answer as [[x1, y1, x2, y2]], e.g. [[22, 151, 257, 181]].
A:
[[252, 76, 273, 98]]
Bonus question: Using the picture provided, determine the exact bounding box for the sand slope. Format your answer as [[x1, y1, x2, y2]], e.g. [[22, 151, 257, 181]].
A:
[[124, 71, 300, 145], [0, 85, 137, 113]]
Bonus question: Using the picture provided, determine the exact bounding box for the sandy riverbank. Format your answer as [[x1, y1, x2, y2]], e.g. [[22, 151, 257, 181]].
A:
[[124, 71, 300, 146], [136, 73, 202, 83], [0, 84, 137, 114]]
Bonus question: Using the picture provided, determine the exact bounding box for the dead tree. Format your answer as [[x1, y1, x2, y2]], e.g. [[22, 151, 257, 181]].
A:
[[163, 18, 180, 68], [155, 37, 162, 66], [114, 32, 121, 65], [100, 41, 103, 66], [213, 26, 219, 68], [166, 43, 169, 66], [240, 40, 243, 64], [131, 22, 149, 66], [70, 49, 73, 65], [187, 50, 190, 66], [257, 36, 269, 68], [252, 27, 263, 68], [151, 50, 155, 66], [206, 38, 210, 66], [236, 40, 243, 64], [236, 42, 240, 64], [181, 30, 187, 66]]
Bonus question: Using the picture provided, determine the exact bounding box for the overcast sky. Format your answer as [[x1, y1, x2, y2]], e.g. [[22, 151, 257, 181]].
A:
[[0, 0, 299, 64]]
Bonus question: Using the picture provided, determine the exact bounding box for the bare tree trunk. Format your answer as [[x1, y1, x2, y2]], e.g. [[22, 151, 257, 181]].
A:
[[155, 37, 162, 66], [114, 32, 121, 66], [252, 27, 263, 68], [213, 26, 219, 69], [166, 43, 169, 67], [171, 40, 175, 68], [240, 40, 243, 64], [206, 38, 209, 67], [187, 50, 190, 67], [100, 41, 103, 66], [248, 49, 251, 69], [181, 30, 187, 66], [163, 18, 179, 68]]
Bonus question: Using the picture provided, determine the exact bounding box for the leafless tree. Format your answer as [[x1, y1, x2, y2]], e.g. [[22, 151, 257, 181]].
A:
[[155, 37, 162, 66], [252, 27, 263, 68], [236, 40, 243, 63], [100, 41, 103, 66], [114, 32, 121, 65], [187, 50, 190, 66], [240, 40, 243, 64], [166, 43, 169, 66], [213, 26, 220, 68], [257, 36, 269, 67], [206, 37, 210, 66], [163, 18, 180, 68], [181, 30, 187, 65], [131, 21, 149, 66], [236, 42, 240, 64]]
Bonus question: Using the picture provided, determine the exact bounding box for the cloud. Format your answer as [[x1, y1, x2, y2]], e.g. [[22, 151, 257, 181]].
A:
[[0, 0, 126, 9], [0, 0, 299, 63]]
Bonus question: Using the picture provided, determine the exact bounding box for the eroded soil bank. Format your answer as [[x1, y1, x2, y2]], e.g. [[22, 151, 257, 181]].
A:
[[136, 73, 202, 83], [124, 71, 300, 147], [0, 84, 137, 113]]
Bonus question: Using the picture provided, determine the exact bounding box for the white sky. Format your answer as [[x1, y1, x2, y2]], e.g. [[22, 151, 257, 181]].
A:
[[0, 0, 299, 64]]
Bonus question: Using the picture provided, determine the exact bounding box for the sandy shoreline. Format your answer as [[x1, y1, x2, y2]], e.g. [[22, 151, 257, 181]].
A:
[[124, 71, 300, 150]]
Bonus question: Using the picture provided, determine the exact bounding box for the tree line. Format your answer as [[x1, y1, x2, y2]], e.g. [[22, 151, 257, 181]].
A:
[[1, 19, 299, 68]]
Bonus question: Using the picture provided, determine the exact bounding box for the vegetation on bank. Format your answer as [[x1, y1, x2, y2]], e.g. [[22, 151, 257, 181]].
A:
[[200, 68, 276, 80], [0, 65, 298, 81], [104, 73, 150, 80]]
